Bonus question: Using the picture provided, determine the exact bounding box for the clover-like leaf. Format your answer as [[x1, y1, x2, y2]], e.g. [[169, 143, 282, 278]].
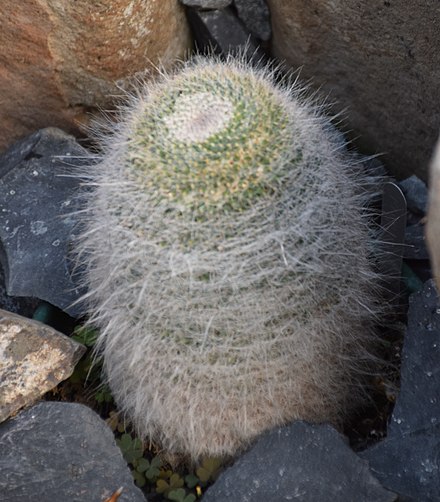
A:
[[146, 456, 162, 480], [184, 473, 199, 489], [116, 433, 143, 464], [94, 384, 114, 404], [132, 469, 146, 488], [156, 473, 184, 495], [196, 457, 223, 484], [168, 488, 196, 502]]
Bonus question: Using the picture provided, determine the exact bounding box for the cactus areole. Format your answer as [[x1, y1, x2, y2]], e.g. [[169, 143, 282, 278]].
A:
[[79, 56, 383, 462]]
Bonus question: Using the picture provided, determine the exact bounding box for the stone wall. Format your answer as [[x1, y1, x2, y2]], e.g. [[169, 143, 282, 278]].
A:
[[268, 0, 440, 180]]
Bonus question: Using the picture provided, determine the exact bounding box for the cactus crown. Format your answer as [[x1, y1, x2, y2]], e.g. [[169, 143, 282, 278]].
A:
[[128, 63, 295, 216]]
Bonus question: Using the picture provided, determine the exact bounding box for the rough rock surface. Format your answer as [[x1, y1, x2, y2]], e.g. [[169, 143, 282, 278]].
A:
[[186, 7, 261, 57], [234, 0, 271, 41], [0, 309, 85, 423], [0, 128, 88, 317], [398, 175, 428, 216], [361, 280, 440, 501], [0, 0, 191, 151], [203, 422, 396, 502], [267, 0, 440, 181], [0, 401, 146, 502]]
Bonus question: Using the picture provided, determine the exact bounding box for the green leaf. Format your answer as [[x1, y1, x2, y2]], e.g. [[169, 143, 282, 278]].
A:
[[136, 457, 150, 473], [196, 457, 223, 484], [168, 488, 187, 502], [72, 326, 99, 347], [94, 384, 114, 404], [146, 464, 161, 481], [168, 488, 196, 502], [184, 473, 199, 489], [132, 469, 146, 488], [156, 473, 184, 496], [156, 479, 170, 494], [116, 433, 143, 463], [169, 473, 184, 490]]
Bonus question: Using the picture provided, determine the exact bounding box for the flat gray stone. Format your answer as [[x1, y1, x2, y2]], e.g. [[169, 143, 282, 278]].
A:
[[389, 280, 440, 436], [234, 0, 271, 41], [203, 422, 396, 502], [180, 0, 232, 8], [0, 401, 147, 502], [360, 280, 440, 501], [0, 128, 88, 317], [362, 434, 440, 502], [0, 309, 85, 423]]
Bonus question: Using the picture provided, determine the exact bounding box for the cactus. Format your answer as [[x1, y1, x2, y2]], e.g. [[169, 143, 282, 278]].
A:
[[77, 55, 384, 462]]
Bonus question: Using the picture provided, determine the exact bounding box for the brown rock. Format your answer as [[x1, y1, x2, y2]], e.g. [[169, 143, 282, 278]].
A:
[[267, 0, 440, 181], [0, 0, 191, 151], [0, 309, 85, 422]]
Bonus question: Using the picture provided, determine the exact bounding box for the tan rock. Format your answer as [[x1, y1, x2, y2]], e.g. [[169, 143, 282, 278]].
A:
[[426, 137, 440, 293], [0, 0, 191, 151], [0, 309, 85, 422], [267, 0, 440, 181]]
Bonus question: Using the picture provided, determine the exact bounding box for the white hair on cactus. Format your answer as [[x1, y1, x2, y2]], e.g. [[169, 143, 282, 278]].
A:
[[164, 92, 234, 143], [76, 54, 385, 462]]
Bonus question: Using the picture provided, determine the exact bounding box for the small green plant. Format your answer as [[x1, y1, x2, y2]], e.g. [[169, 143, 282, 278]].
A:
[[195, 457, 223, 486], [112, 420, 223, 499], [71, 326, 99, 347], [116, 433, 144, 464], [115, 432, 165, 489], [168, 488, 196, 502], [94, 383, 114, 404], [67, 325, 115, 406], [156, 472, 185, 496], [137, 456, 163, 481]]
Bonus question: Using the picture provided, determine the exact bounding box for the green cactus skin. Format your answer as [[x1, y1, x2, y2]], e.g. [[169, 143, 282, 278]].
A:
[[78, 56, 384, 462]]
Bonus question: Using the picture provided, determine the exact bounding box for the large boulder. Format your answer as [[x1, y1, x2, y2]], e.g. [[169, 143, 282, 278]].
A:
[[0, 0, 191, 151], [267, 0, 440, 181]]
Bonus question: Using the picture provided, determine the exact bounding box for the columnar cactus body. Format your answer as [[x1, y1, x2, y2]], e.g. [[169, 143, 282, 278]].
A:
[[78, 57, 383, 461]]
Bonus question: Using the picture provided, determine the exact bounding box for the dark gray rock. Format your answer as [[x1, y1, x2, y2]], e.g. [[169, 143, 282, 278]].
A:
[[0, 128, 88, 317], [0, 401, 146, 502], [233, 0, 271, 41], [186, 7, 263, 59], [0, 129, 43, 178], [398, 175, 428, 215], [202, 421, 396, 502], [361, 434, 440, 502], [403, 223, 429, 260], [0, 261, 38, 317], [180, 0, 232, 8], [388, 280, 440, 436], [361, 280, 440, 501]]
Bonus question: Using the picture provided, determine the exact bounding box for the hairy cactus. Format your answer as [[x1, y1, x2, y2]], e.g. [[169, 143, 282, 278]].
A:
[[77, 56, 384, 462]]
